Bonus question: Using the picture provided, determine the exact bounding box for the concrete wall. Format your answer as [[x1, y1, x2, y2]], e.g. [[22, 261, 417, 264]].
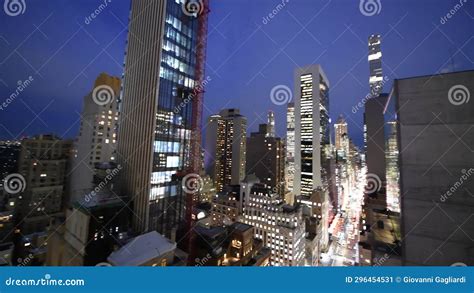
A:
[[396, 71, 474, 265]]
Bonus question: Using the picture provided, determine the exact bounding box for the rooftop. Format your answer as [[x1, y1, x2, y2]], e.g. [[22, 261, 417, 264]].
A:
[[108, 231, 176, 266]]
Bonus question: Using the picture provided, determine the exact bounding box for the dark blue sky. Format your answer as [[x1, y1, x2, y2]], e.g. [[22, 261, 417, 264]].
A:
[[0, 0, 473, 146]]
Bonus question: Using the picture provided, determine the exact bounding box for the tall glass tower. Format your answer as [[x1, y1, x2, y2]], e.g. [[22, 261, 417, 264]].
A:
[[117, 0, 209, 238]]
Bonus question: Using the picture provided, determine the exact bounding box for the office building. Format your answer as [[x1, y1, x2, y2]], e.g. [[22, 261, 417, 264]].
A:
[[294, 64, 330, 196], [69, 73, 121, 203], [246, 124, 285, 196], [243, 183, 305, 266], [14, 135, 72, 264], [117, 0, 209, 237], [16, 135, 72, 233], [210, 185, 241, 227], [389, 70, 474, 265], [285, 102, 295, 193], [334, 115, 349, 159], [368, 34, 383, 95], [0, 141, 20, 190], [205, 109, 247, 192], [293, 65, 330, 250], [267, 110, 275, 138]]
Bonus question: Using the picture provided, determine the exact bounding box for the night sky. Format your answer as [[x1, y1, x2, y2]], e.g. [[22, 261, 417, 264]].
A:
[[0, 0, 473, 147]]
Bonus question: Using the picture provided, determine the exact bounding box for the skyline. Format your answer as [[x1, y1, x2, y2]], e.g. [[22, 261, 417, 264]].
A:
[[0, 0, 473, 276], [0, 0, 473, 146]]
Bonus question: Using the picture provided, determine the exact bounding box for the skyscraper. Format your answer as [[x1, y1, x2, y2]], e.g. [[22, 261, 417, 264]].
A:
[[266, 110, 275, 138], [205, 109, 247, 192], [246, 124, 285, 196], [70, 73, 121, 203], [117, 0, 209, 237], [285, 103, 295, 193], [294, 65, 330, 196], [334, 115, 349, 159], [294, 65, 330, 250], [368, 34, 383, 95]]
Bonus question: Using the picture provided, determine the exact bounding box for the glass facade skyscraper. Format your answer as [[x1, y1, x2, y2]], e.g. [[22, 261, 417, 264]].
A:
[[118, 0, 208, 238]]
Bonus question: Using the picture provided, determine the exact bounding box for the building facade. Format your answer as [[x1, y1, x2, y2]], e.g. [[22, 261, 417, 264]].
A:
[[70, 73, 121, 203], [285, 103, 295, 193], [294, 65, 330, 196], [368, 34, 383, 95], [390, 70, 474, 265], [243, 184, 305, 266], [205, 109, 247, 192], [246, 124, 285, 196], [117, 0, 209, 237]]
